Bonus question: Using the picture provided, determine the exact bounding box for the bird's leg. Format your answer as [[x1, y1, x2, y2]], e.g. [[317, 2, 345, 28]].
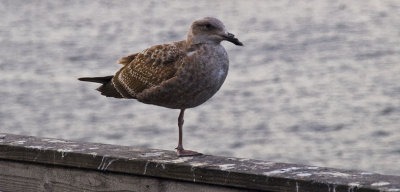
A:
[[176, 109, 185, 151], [176, 109, 202, 157]]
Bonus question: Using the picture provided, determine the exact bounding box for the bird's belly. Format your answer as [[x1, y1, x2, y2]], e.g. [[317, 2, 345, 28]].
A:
[[137, 62, 228, 109]]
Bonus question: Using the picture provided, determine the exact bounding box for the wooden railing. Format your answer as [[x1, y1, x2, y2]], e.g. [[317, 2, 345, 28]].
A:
[[0, 133, 399, 192]]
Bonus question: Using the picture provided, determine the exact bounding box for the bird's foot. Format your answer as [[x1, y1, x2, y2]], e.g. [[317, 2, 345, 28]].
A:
[[176, 148, 202, 157]]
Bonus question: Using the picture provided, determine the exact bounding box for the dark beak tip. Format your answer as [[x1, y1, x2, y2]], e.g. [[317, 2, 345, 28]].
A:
[[223, 33, 243, 46], [232, 38, 244, 46]]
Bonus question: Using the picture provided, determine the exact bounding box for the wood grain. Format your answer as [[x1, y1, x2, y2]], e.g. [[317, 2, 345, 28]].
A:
[[0, 160, 253, 192]]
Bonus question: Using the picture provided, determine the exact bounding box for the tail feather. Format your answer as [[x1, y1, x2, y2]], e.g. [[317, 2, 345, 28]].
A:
[[78, 75, 123, 98], [78, 76, 114, 84]]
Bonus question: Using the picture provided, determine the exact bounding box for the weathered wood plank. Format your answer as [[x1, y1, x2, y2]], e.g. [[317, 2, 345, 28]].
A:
[[0, 160, 254, 192], [0, 133, 399, 192]]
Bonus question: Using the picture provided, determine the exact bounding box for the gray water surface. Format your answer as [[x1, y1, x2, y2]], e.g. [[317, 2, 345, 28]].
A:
[[1, 0, 399, 175]]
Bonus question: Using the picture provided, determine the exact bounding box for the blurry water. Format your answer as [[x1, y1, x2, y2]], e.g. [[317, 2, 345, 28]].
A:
[[1, 0, 399, 175]]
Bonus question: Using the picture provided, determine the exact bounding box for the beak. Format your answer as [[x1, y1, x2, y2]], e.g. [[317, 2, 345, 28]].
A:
[[223, 32, 243, 46]]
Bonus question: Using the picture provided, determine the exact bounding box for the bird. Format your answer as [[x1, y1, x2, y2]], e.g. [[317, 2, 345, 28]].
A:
[[78, 17, 243, 157]]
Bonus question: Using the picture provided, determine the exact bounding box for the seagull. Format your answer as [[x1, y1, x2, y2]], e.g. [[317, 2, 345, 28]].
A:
[[78, 17, 243, 157]]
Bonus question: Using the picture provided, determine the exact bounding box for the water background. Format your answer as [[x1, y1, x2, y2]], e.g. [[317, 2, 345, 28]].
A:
[[1, 0, 399, 175]]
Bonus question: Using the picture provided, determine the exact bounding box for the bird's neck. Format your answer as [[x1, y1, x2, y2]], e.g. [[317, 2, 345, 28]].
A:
[[187, 31, 220, 46]]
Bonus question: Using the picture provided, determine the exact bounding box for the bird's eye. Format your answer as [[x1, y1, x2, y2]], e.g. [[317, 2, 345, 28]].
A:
[[205, 24, 213, 29]]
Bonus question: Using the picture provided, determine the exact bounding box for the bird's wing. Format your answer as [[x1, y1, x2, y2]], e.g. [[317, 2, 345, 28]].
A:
[[112, 43, 185, 98]]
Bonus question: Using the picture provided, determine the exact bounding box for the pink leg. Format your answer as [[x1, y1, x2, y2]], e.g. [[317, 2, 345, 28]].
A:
[[176, 109, 202, 157]]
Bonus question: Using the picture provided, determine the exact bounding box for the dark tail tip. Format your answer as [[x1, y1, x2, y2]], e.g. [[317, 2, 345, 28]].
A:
[[79, 75, 124, 98], [78, 76, 114, 84]]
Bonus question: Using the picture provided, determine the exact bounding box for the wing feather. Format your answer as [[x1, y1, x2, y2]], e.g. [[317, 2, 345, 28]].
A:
[[112, 42, 185, 98], [118, 53, 138, 65]]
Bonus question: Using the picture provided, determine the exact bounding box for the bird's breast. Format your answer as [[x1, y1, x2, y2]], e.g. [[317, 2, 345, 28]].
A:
[[184, 45, 228, 84], [174, 45, 229, 107]]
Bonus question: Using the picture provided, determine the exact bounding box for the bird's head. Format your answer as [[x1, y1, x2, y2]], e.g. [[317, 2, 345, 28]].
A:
[[188, 17, 243, 46]]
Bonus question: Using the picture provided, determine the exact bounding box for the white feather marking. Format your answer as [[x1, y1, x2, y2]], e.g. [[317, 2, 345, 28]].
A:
[[186, 50, 196, 57]]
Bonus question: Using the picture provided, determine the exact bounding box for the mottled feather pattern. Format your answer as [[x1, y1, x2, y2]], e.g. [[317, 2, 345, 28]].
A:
[[112, 42, 186, 98]]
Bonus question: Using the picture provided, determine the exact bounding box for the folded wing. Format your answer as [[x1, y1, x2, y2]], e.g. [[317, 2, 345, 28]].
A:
[[112, 42, 185, 98]]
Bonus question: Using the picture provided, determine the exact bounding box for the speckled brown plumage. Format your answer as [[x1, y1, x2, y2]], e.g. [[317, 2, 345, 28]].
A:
[[79, 17, 243, 156], [113, 42, 185, 101]]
